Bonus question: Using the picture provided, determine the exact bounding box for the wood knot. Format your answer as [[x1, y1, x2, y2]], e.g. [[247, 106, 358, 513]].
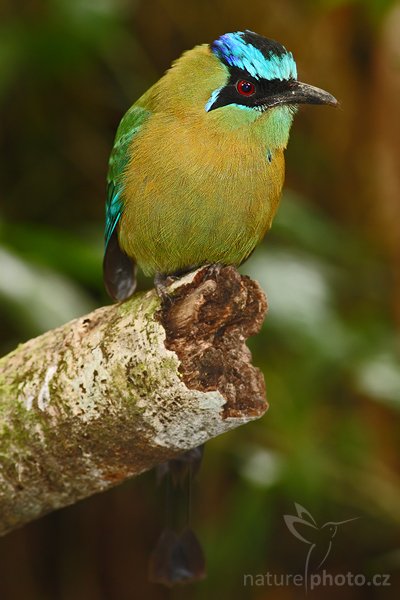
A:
[[158, 265, 268, 419]]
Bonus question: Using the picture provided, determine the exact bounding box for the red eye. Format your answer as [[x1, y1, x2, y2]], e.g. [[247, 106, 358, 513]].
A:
[[236, 80, 256, 96]]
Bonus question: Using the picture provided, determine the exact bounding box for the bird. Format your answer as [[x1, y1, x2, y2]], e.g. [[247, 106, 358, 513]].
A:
[[103, 31, 337, 587], [284, 503, 357, 592], [103, 30, 337, 301]]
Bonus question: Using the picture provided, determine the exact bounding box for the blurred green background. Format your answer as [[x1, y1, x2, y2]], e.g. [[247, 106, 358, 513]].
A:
[[1, 0, 400, 598]]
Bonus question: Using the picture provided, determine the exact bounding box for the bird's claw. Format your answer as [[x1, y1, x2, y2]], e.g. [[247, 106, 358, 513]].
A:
[[202, 263, 223, 280]]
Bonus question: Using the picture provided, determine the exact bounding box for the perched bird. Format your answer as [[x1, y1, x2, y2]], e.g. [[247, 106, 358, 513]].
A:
[[103, 32, 337, 586], [103, 30, 337, 300]]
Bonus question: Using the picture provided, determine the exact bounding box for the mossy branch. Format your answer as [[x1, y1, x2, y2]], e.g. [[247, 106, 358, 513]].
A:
[[0, 266, 267, 536]]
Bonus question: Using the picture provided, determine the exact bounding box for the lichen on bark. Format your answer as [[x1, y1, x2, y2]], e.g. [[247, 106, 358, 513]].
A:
[[0, 266, 267, 536]]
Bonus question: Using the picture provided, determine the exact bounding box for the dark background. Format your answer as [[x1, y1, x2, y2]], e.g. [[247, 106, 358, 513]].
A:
[[0, 0, 399, 598]]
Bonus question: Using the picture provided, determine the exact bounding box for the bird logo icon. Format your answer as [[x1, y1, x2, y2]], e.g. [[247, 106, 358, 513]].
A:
[[284, 503, 357, 593]]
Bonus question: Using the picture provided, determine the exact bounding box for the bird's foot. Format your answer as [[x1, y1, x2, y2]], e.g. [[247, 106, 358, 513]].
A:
[[154, 272, 176, 302], [154, 263, 224, 301], [154, 266, 198, 301], [201, 262, 223, 281]]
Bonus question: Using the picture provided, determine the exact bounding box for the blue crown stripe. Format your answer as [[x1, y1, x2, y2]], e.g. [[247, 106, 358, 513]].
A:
[[211, 31, 297, 82]]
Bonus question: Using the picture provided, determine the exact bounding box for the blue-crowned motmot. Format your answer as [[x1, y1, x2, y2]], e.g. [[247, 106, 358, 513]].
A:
[[103, 30, 337, 300], [104, 31, 337, 586]]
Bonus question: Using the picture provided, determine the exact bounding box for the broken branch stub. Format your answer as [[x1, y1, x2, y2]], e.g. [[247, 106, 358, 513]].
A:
[[0, 266, 267, 535]]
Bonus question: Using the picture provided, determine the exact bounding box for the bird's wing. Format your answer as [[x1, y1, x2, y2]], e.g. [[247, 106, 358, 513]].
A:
[[103, 103, 150, 301]]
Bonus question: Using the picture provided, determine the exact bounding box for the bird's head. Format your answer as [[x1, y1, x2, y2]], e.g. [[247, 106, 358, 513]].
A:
[[160, 30, 337, 149], [321, 518, 358, 540]]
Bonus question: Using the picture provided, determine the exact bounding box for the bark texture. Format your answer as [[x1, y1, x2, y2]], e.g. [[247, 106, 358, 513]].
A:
[[0, 266, 267, 536]]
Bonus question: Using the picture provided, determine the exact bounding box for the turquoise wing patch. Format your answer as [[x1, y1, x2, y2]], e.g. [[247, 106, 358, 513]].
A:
[[105, 185, 122, 247], [105, 104, 150, 248]]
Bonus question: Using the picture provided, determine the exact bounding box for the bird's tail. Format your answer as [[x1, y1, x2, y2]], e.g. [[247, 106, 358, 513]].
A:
[[148, 445, 206, 587]]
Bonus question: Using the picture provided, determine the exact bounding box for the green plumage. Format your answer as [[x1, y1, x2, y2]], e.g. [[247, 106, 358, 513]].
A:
[[103, 31, 336, 300], [105, 105, 150, 246]]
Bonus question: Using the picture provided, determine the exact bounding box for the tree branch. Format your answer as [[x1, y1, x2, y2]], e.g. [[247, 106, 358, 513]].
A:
[[0, 266, 267, 536]]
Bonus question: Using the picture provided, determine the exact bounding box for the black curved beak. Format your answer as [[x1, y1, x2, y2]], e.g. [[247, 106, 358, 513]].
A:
[[259, 81, 338, 109]]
